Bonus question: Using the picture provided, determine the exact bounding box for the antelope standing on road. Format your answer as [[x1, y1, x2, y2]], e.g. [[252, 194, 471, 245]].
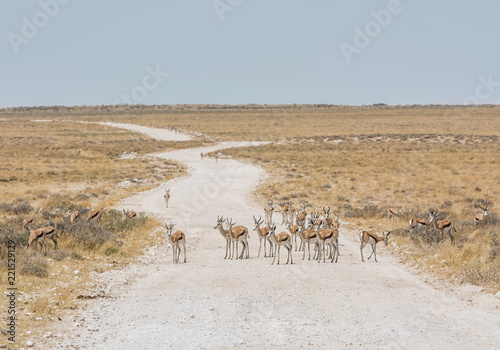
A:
[[253, 216, 272, 257], [226, 218, 249, 260], [264, 200, 274, 226], [359, 230, 391, 262], [164, 189, 171, 208], [165, 222, 186, 263], [267, 224, 293, 265], [315, 225, 339, 263], [298, 223, 317, 260]]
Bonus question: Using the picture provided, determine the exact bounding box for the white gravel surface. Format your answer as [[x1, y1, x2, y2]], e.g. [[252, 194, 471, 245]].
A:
[[53, 124, 500, 350]]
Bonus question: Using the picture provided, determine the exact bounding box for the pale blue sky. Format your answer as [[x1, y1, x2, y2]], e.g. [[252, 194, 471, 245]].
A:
[[1, 0, 499, 107]]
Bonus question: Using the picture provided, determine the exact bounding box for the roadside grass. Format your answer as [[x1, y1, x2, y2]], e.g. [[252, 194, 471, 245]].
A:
[[221, 135, 500, 291]]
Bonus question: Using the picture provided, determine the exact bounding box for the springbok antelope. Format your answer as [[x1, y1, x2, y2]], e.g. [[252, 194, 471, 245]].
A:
[[164, 189, 171, 208], [431, 210, 456, 245], [23, 216, 34, 229], [278, 202, 290, 225], [87, 209, 102, 222], [387, 206, 403, 222], [298, 223, 317, 260], [40, 226, 58, 250], [25, 227, 45, 251], [314, 225, 339, 263], [253, 216, 272, 257], [474, 204, 488, 225], [165, 223, 186, 263], [296, 204, 307, 226], [409, 210, 434, 234], [123, 209, 137, 221], [267, 224, 293, 265], [214, 216, 232, 259], [264, 200, 274, 225], [359, 230, 391, 262], [286, 221, 301, 251], [200, 152, 204, 160], [226, 218, 249, 260], [70, 210, 79, 223]]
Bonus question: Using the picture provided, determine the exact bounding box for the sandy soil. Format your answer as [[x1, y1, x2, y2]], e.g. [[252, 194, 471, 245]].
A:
[[52, 124, 500, 350]]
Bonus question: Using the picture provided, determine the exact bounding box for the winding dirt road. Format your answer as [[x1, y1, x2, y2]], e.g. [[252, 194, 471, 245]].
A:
[[56, 124, 500, 350]]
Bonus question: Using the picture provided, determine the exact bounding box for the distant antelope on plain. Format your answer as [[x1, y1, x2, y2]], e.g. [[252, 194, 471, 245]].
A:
[[164, 189, 171, 208]]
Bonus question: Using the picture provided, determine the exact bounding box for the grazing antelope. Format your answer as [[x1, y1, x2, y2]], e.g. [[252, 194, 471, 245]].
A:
[[267, 224, 293, 265], [87, 209, 102, 222], [431, 210, 456, 245], [314, 225, 339, 263], [253, 216, 272, 257], [286, 221, 301, 251], [409, 210, 434, 234], [360, 230, 391, 262], [474, 204, 488, 225], [278, 202, 290, 225], [264, 200, 274, 225], [387, 206, 403, 222], [23, 216, 34, 229], [298, 223, 317, 260], [123, 209, 137, 221], [165, 223, 186, 263], [226, 218, 249, 260], [164, 189, 171, 208], [25, 227, 45, 252], [70, 210, 79, 223], [40, 226, 58, 250]]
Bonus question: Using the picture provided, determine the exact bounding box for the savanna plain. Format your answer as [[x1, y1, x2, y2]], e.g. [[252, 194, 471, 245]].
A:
[[1, 104, 500, 349]]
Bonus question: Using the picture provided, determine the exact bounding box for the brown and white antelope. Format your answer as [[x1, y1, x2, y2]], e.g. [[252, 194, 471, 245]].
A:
[[87, 209, 102, 222], [286, 221, 301, 251], [226, 218, 249, 260], [70, 210, 79, 223], [298, 223, 317, 260], [267, 224, 293, 265], [314, 225, 339, 263], [474, 204, 488, 225], [214, 215, 233, 259], [264, 200, 274, 225], [164, 189, 171, 208], [165, 223, 186, 263], [40, 225, 58, 250], [25, 227, 45, 252], [278, 202, 290, 225], [359, 230, 391, 262], [253, 216, 272, 257], [123, 209, 137, 221], [387, 206, 402, 222], [409, 210, 434, 234], [431, 210, 456, 245], [296, 204, 307, 226]]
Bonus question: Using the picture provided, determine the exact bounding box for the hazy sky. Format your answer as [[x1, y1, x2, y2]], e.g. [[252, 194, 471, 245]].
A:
[[1, 0, 499, 107]]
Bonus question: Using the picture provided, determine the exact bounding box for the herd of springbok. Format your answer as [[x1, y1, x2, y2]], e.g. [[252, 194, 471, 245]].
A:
[[24, 207, 137, 253]]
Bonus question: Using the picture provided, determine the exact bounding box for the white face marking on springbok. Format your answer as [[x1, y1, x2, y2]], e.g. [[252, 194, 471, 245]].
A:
[[430, 210, 456, 245], [267, 224, 293, 265], [475, 205, 488, 225], [253, 215, 272, 258]]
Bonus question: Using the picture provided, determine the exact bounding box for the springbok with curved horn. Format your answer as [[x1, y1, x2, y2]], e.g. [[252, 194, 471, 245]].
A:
[[226, 217, 249, 260], [298, 221, 317, 260], [165, 222, 186, 263], [278, 202, 290, 225], [164, 189, 171, 208], [253, 216, 272, 257], [360, 230, 391, 262], [267, 224, 293, 265], [296, 204, 307, 226], [474, 204, 489, 225], [214, 215, 232, 259], [286, 220, 301, 251]]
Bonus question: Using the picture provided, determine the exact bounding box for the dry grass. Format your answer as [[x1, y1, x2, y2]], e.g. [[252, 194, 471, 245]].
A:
[[222, 134, 500, 291]]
